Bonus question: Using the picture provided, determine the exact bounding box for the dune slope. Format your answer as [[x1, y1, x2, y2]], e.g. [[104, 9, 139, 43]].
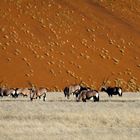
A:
[[0, 0, 140, 91]]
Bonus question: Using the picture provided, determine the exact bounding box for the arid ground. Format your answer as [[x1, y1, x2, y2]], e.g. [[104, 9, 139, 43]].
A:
[[0, 1, 140, 139], [0, 92, 140, 140], [0, 0, 140, 91]]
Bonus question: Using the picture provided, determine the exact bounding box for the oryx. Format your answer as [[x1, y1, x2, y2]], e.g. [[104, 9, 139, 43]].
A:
[[100, 77, 122, 97], [16, 88, 31, 97], [30, 87, 47, 101], [77, 89, 99, 102], [63, 84, 81, 99]]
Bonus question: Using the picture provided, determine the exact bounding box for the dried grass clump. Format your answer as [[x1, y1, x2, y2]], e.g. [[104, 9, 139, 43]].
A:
[[5, 42, 10, 46], [45, 52, 50, 56], [80, 52, 84, 57], [77, 65, 82, 69], [50, 69, 55, 74], [85, 55, 90, 59], [100, 48, 110, 60], [2, 46, 6, 50], [66, 70, 76, 78], [15, 49, 21, 56], [116, 44, 120, 48], [114, 78, 125, 87], [102, 54, 107, 59], [35, 54, 40, 58], [120, 49, 125, 55], [7, 57, 11, 62], [22, 57, 27, 62], [112, 57, 119, 64], [126, 77, 139, 92], [60, 52, 65, 56], [25, 73, 30, 77], [109, 39, 114, 44], [4, 35, 9, 39], [1, 27, 5, 32]]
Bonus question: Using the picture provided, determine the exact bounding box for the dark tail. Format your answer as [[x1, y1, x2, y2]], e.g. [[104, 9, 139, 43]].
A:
[[64, 87, 69, 97]]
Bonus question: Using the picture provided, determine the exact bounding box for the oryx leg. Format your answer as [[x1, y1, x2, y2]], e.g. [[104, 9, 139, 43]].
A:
[[43, 93, 46, 101], [30, 91, 35, 101], [82, 98, 86, 102]]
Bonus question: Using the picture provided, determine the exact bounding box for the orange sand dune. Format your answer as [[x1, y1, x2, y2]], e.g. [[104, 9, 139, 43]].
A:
[[0, 0, 140, 91]]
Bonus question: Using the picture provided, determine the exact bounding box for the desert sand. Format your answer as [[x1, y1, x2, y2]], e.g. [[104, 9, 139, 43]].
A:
[[0, 0, 140, 91], [0, 1, 140, 139]]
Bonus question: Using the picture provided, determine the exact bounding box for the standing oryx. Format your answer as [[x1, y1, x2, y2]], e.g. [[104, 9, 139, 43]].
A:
[[77, 89, 99, 102], [16, 88, 31, 97], [27, 81, 47, 101], [71, 84, 99, 102], [73, 86, 92, 100], [0, 81, 18, 98], [0, 87, 17, 98], [30, 87, 47, 101], [101, 86, 122, 97], [100, 77, 122, 97], [0, 87, 5, 97], [63, 84, 81, 99], [0, 81, 4, 97]]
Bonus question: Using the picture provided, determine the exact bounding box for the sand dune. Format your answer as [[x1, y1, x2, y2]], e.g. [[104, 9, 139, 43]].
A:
[[0, 0, 140, 91]]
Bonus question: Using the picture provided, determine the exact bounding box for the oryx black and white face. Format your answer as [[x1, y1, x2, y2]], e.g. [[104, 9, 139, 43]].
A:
[[101, 86, 107, 92]]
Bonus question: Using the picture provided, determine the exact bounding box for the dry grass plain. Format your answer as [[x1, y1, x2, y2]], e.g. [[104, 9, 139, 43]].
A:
[[0, 92, 140, 140]]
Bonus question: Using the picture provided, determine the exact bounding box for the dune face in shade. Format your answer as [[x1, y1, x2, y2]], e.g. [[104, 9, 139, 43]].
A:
[[0, 0, 140, 91]]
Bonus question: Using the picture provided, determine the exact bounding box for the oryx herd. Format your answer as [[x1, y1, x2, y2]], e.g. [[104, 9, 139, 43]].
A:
[[0, 86, 48, 101], [63, 77, 122, 102], [0, 78, 123, 102], [64, 84, 122, 102]]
